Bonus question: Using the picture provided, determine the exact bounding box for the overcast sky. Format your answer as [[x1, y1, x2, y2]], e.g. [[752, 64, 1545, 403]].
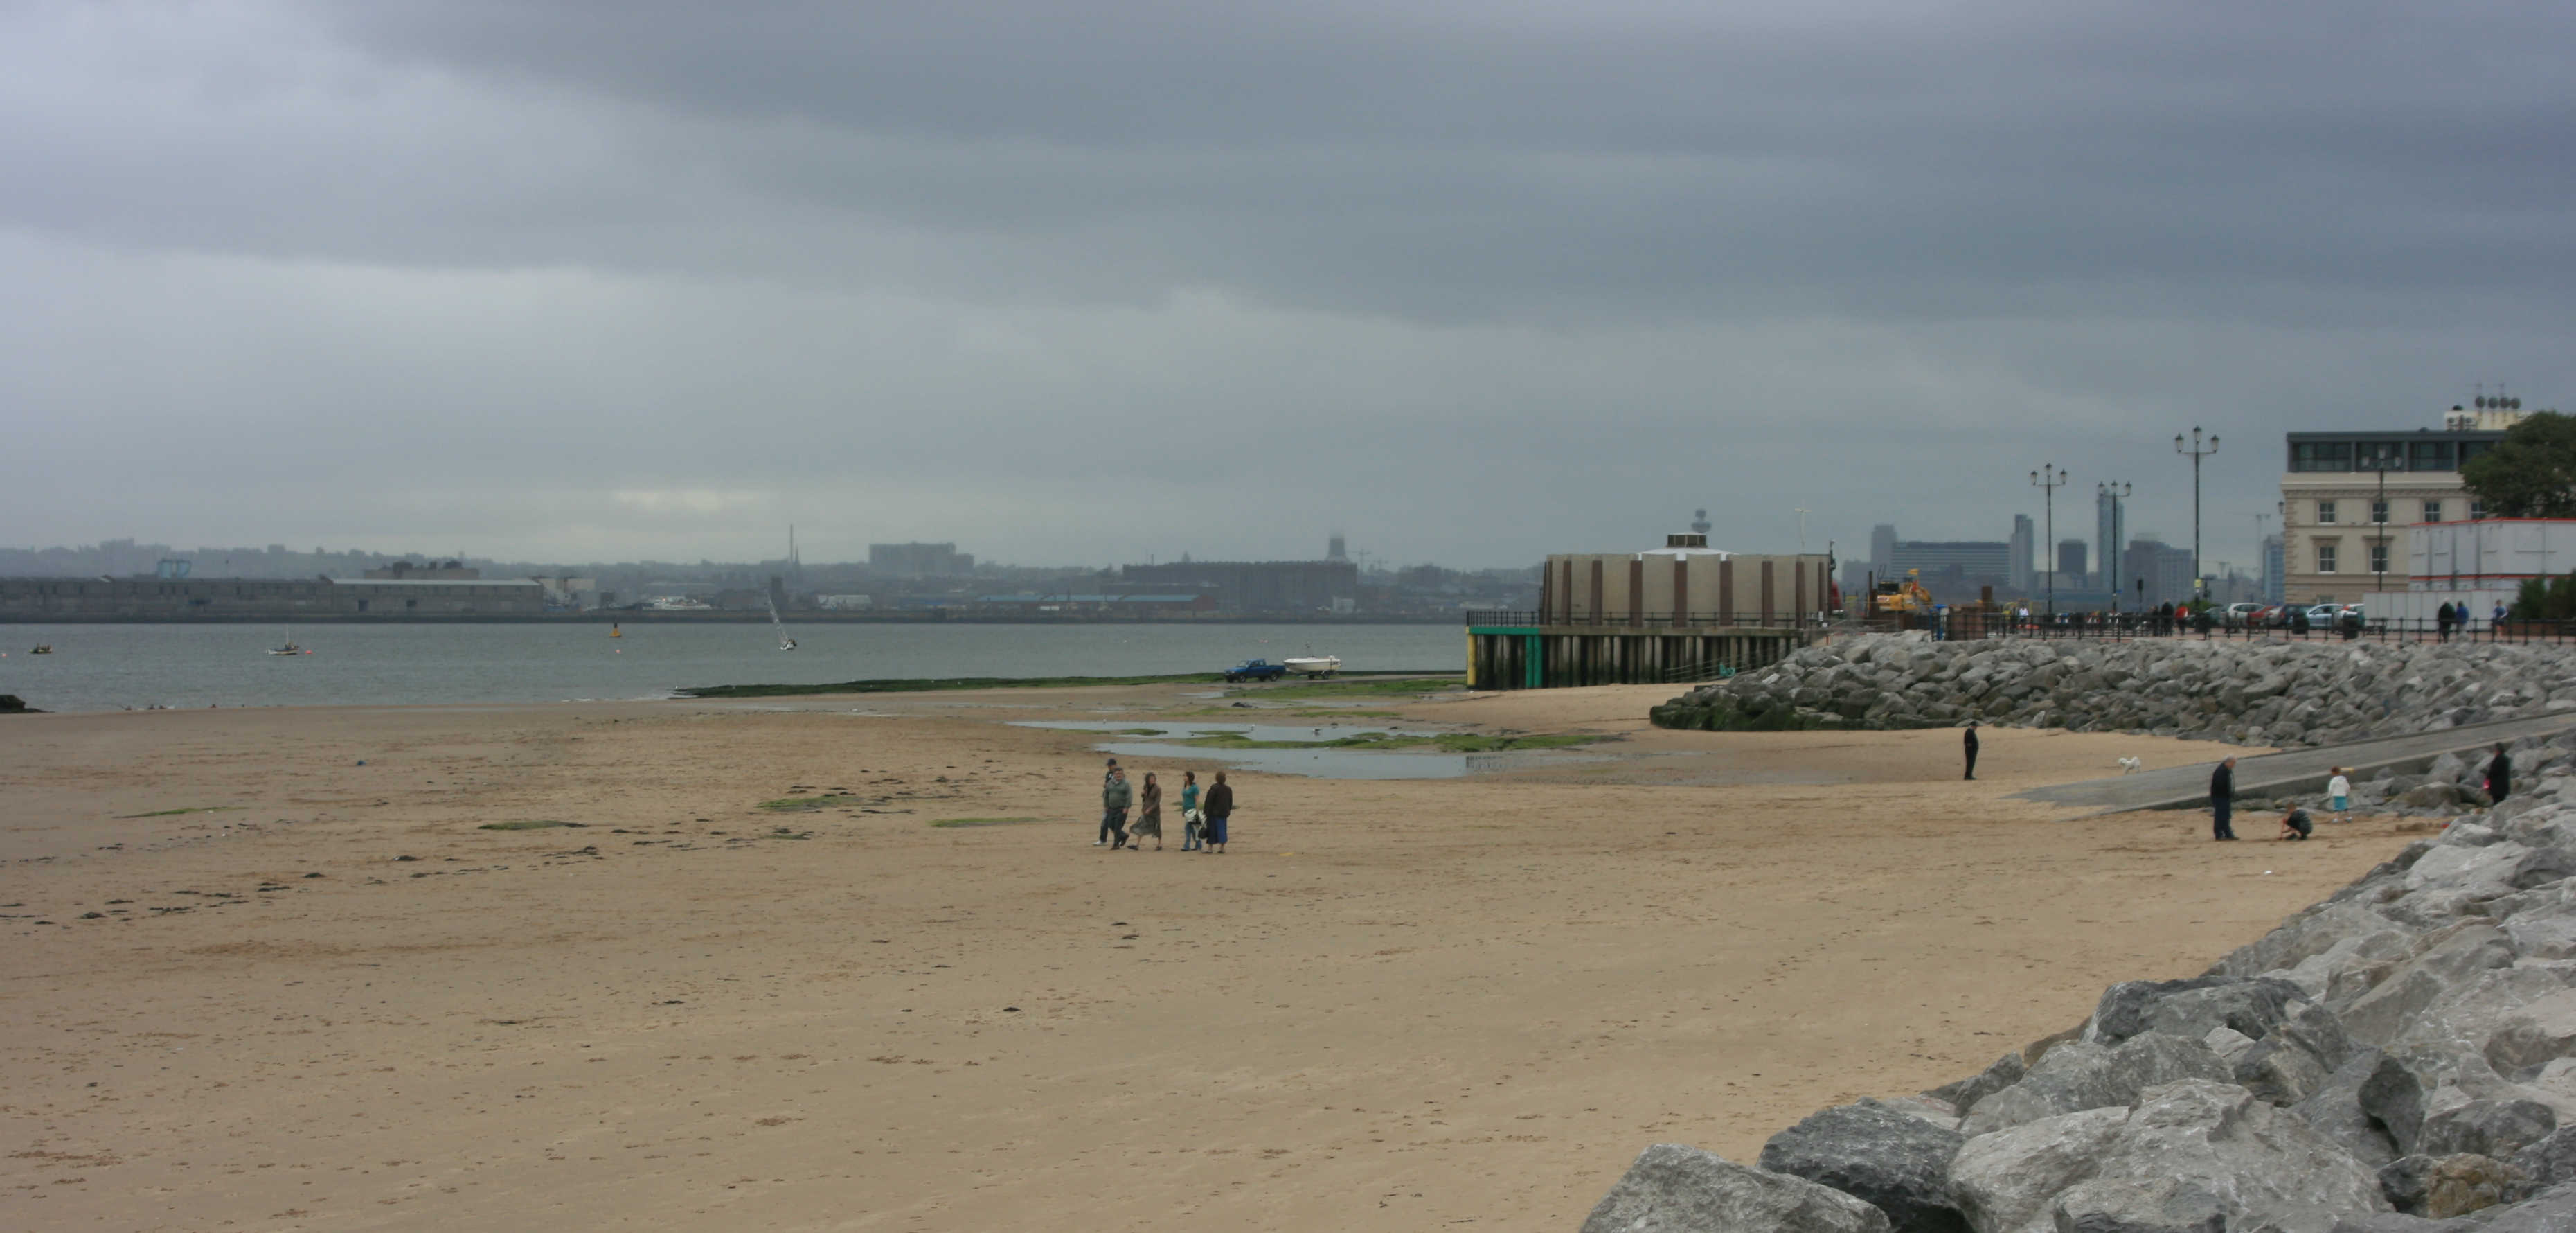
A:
[[5, 1, 2571, 571]]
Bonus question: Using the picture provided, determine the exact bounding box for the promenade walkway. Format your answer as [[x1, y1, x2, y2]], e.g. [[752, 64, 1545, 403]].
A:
[[2014, 711, 2576, 818]]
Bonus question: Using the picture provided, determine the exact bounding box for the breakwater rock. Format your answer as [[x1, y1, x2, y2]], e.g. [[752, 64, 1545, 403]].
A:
[[1651, 634, 2576, 748], [1577, 800, 2576, 1232]]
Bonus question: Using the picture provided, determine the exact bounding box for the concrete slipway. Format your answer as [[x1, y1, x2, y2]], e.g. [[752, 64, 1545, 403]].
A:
[[2013, 711, 2576, 819]]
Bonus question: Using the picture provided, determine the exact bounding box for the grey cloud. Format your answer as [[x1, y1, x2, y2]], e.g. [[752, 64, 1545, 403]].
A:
[[1, 1, 2573, 569]]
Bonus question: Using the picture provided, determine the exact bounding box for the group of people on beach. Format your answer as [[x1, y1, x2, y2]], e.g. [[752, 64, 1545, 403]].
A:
[[2208, 743, 2512, 842], [1096, 759, 1233, 853]]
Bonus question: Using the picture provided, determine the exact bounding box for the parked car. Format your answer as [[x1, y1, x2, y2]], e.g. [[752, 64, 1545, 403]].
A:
[[2224, 602, 2264, 627], [1222, 658, 1288, 682]]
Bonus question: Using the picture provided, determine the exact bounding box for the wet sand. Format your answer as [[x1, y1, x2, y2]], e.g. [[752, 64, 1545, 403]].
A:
[[0, 682, 2418, 1230]]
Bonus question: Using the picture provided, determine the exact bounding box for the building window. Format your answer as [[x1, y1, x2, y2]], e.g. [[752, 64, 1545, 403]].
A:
[[2471, 499, 2486, 520], [2292, 441, 2354, 472], [2317, 542, 2338, 574], [2411, 441, 2456, 472], [2358, 442, 2406, 472], [2422, 499, 2443, 523], [2316, 500, 2338, 524], [2370, 499, 2389, 524], [2369, 542, 2389, 574]]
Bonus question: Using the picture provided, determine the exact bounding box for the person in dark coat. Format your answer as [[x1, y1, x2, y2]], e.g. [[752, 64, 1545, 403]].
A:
[[2210, 756, 2237, 841], [1962, 722, 1980, 781], [2489, 743, 2514, 804], [2437, 603, 2455, 642], [1200, 771, 1233, 854]]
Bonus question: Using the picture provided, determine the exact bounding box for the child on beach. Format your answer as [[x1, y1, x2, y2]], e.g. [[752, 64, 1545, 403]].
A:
[[2278, 806, 2314, 841], [2327, 767, 2351, 824], [1179, 771, 1203, 851]]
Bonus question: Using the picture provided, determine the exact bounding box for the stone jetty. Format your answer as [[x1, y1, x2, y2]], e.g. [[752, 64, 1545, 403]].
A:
[[1652, 634, 2576, 749], [1577, 795, 2576, 1233]]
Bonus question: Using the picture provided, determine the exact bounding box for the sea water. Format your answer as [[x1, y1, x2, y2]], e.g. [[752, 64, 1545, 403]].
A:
[[0, 623, 1463, 713]]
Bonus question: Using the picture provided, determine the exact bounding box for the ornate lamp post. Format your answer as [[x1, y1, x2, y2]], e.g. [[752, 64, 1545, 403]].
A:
[[2175, 427, 2220, 604], [2032, 463, 2068, 618]]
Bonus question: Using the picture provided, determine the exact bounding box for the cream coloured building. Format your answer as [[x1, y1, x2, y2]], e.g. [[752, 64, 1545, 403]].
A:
[[2279, 421, 2510, 605]]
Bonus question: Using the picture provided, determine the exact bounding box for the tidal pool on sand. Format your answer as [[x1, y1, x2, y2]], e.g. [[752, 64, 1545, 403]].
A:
[[1010, 720, 1594, 780]]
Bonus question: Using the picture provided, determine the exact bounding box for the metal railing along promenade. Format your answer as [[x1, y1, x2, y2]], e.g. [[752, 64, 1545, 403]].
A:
[[1920, 612, 2576, 646], [1463, 610, 1832, 630]]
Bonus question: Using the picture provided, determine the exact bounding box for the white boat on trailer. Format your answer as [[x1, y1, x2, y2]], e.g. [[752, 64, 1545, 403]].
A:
[[1282, 655, 1340, 678]]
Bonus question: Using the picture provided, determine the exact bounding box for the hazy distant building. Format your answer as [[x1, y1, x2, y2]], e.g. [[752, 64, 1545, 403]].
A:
[[1327, 533, 1348, 562], [2008, 515, 2035, 593], [1870, 524, 1897, 576], [364, 560, 479, 580], [868, 542, 975, 577], [1119, 560, 1358, 614], [1887, 540, 2010, 578], [2121, 536, 2197, 607], [2262, 534, 2286, 603], [2057, 539, 2087, 580]]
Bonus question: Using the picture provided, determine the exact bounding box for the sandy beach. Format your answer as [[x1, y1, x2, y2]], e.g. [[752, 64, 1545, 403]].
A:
[[0, 682, 2421, 1231]]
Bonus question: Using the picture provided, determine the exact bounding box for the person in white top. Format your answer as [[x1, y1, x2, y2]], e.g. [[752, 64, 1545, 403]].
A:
[[2327, 767, 2352, 824]]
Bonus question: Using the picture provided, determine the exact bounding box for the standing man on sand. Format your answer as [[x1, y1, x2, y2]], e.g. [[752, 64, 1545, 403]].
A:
[[2210, 756, 2237, 841], [1099, 766, 1133, 848], [1962, 722, 1979, 781]]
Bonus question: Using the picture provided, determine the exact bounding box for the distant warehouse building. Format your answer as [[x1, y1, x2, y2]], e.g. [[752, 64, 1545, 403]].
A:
[[1118, 560, 1358, 614], [1465, 533, 1832, 689], [0, 576, 547, 620]]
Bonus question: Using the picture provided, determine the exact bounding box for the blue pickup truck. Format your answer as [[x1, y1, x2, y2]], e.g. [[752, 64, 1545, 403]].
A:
[[1223, 659, 1288, 682]]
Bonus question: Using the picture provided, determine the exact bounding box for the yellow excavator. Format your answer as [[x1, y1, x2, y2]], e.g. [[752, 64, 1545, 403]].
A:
[[1871, 570, 1933, 616]]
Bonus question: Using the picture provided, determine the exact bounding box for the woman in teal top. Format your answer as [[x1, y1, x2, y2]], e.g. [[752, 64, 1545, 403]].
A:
[[1178, 771, 1204, 851]]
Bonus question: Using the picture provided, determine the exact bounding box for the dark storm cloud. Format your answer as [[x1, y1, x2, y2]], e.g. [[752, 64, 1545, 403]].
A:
[[3, 0, 2574, 567]]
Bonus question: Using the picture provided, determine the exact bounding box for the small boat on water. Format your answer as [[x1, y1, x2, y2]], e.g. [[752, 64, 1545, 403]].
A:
[[1283, 655, 1341, 678], [29, 645, 50, 655], [268, 628, 302, 656], [768, 594, 798, 650], [609, 623, 622, 638]]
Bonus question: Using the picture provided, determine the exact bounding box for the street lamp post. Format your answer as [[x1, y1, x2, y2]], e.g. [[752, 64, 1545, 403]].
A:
[[2364, 447, 2398, 598], [2032, 463, 2068, 619], [2098, 481, 2131, 613], [2175, 427, 2220, 604]]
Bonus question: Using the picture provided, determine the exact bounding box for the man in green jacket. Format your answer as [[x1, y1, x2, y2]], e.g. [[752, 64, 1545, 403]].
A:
[[1099, 768, 1133, 849]]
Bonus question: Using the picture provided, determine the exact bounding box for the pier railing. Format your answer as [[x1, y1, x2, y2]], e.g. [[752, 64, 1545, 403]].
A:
[[1933, 612, 2576, 646], [1463, 610, 1832, 630]]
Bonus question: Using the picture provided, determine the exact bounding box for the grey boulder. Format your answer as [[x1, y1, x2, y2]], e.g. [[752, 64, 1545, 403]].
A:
[[2417, 1099, 2557, 1160], [1953, 1082, 2388, 1233], [1961, 1034, 2233, 1137], [1760, 1099, 1969, 1233], [1584, 1144, 1896, 1233]]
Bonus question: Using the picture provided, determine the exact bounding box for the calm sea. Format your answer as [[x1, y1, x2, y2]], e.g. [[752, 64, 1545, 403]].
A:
[[0, 623, 1464, 713]]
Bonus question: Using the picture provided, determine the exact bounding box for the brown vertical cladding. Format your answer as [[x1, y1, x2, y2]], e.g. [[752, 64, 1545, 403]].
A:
[[1672, 558, 1688, 626], [1760, 560, 1776, 624], [1794, 560, 1807, 620], [1558, 560, 1574, 622], [1719, 559, 1735, 624], [1589, 559, 1604, 624], [1628, 558, 1644, 628], [1538, 566, 1551, 620]]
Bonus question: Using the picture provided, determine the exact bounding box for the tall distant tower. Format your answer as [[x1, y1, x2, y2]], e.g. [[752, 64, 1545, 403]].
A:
[[1327, 533, 1348, 562], [1870, 524, 1897, 576], [786, 525, 805, 585], [2095, 492, 2123, 592], [2008, 514, 2034, 593]]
